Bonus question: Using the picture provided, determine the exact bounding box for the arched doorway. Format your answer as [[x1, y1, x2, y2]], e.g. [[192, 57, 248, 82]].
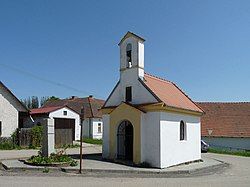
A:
[[117, 120, 133, 161]]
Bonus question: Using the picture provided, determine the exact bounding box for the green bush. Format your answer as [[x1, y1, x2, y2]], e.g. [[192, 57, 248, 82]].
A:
[[31, 125, 43, 147], [0, 136, 19, 150], [27, 149, 77, 166], [0, 142, 19, 150]]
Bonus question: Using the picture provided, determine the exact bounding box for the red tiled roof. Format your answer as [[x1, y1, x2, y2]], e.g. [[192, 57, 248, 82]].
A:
[[42, 97, 105, 118], [143, 73, 203, 113], [30, 106, 63, 115], [196, 102, 250, 138]]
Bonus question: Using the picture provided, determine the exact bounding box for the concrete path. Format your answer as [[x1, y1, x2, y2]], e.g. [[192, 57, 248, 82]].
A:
[[2, 154, 226, 176], [0, 153, 249, 187], [0, 143, 101, 161], [1, 144, 227, 177]]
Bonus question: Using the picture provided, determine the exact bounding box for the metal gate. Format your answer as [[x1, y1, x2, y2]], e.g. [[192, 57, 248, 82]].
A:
[[117, 120, 133, 160], [54, 118, 75, 147]]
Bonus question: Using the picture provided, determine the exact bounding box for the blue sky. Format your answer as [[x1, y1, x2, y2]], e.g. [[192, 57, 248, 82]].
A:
[[0, 0, 250, 102]]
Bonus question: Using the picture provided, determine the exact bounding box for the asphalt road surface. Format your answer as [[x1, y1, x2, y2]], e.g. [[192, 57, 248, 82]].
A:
[[0, 153, 249, 187]]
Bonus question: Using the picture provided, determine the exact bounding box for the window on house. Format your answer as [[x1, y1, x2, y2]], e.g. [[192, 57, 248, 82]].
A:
[[180, 120, 186, 141], [0, 121, 2, 136], [126, 44, 132, 68], [125, 86, 132, 102], [63, 111, 67, 116], [98, 123, 102, 133]]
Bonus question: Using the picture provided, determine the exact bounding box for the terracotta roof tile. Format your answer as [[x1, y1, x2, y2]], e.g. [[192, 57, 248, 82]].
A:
[[196, 102, 250, 137], [144, 73, 203, 113], [42, 97, 105, 118], [30, 106, 63, 115]]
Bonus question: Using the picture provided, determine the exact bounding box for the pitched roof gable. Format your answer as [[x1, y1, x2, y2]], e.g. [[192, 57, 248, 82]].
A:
[[197, 102, 250, 137], [118, 31, 145, 46], [143, 73, 203, 113], [42, 96, 105, 118], [0, 81, 29, 112], [30, 106, 63, 115], [30, 105, 79, 115]]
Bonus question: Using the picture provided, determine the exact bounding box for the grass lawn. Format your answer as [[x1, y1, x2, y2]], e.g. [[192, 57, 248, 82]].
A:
[[208, 147, 250, 157], [82, 138, 102, 145]]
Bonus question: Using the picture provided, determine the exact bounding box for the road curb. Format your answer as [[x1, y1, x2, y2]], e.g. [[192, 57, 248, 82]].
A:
[[1, 158, 229, 177]]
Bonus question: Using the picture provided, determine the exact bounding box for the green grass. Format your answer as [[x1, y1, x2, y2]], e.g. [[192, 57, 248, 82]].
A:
[[0, 142, 40, 150], [208, 147, 250, 157], [82, 138, 102, 145]]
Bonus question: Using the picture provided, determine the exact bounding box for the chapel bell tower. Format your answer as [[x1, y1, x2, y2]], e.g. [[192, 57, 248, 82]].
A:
[[119, 31, 145, 81]]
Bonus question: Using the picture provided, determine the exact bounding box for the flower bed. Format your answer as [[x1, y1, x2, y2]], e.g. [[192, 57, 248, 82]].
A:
[[25, 150, 77, 167]]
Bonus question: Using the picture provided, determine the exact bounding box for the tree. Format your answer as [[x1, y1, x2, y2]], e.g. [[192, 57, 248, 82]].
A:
[[40, 96, 60, 106], [31, 96, 39, 109], [21, 96, 39, 109], [40, 96, 49, 107]]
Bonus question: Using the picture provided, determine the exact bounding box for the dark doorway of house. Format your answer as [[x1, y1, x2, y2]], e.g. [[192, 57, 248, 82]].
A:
[[54, 118, 75, 147], [117, 120, 133, 161]]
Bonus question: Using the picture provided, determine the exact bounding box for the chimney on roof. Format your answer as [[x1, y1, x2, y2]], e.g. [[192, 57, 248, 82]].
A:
[[71, 96, 78, 99]]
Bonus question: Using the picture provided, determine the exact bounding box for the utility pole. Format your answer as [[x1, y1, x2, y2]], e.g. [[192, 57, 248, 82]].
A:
[[79, 107, 84, 174]]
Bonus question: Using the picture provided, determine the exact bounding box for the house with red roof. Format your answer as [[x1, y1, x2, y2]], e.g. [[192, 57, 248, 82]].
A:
[[196, 102, 250, 151], [101, 32, 204, 168], [30, 96, 105, 146]]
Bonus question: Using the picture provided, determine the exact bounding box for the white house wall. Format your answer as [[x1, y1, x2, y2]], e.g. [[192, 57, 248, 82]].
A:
[[0, 92, 19, 137], [82, 118, 103, 139], [105, 79, 158, 107], [0, 87, 22, 137], [160, 112, 201, 168], [82, 118, 90, 138], [49, 107, 80, 140], [102, 114, 110, 158], [141, 112, 161, 167], [92, 118, 103, 139]]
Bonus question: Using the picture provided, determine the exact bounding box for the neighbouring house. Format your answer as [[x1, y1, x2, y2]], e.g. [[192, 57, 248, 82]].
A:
[[101, 32, 204, 168], [0, 81, 31, 138], [30, 106, 80, 146], [42, 96, 105, 140], [196, 102, 250, 151]]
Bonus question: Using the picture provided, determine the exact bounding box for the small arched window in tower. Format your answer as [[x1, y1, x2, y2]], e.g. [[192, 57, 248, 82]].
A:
[[126, 44, 132, 68]]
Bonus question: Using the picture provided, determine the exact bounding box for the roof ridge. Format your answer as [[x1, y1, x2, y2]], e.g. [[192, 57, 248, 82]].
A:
[[196, 102, 250, 104], [170, 82, 204, 113], [144, 72, 204, 113], [145, 72, 172, 83]]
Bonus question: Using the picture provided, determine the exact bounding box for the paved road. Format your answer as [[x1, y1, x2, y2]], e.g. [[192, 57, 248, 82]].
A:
[[0, 143, 101, 161], [0, 153, 249, 187]]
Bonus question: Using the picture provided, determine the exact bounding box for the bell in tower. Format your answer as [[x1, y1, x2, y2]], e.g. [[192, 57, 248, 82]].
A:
[[118, 31, 145, 81]]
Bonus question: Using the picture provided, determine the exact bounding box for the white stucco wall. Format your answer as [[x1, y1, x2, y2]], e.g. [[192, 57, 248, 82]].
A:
[[160, 112, 201, 168], [102, 114, 110, 158], [141, 112, 161, 167], [0, 85, 27, 137], [82, 118, 103, 139], [0, 93, 18, 137], [202, 137, 250, 151], [105, 78, 158, 107], [92, 118, 103, 139], [82, 118, 90, 138], [49, 107, 80, 140]]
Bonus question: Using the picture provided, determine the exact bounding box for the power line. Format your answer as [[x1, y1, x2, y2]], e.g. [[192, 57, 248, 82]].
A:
[[0, 63, 102, 98]]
